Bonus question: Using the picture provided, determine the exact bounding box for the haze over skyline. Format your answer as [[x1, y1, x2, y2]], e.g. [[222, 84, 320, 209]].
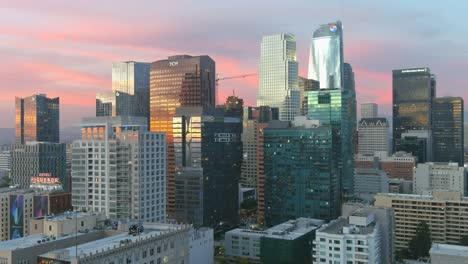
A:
[[1, 0, 467, 128]]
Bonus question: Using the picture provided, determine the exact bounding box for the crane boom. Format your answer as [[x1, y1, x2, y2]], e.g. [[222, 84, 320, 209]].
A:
[[215, 73, 257, 105]]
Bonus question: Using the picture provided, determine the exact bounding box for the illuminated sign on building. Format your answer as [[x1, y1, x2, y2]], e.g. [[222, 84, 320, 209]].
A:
[[169, 61, 179, 66], [401, 68, 427, 73], [329, 24, 338, 32], [31, 173, 60, 184]]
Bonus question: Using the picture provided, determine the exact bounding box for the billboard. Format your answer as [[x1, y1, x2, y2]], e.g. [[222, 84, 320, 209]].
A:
[[9, 194, 24, 239], [34, 195, 49, 217], [37, 257, 71, 264]]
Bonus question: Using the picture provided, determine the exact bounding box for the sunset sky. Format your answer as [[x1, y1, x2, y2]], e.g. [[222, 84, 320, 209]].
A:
[[1, 0, 467, 128]]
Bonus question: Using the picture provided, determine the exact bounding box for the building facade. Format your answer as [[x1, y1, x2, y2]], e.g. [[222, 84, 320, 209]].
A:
[[358, 118, 390, 155], [71, 116, 166, 222], [308, 21, 344, 89], [263, 119, 340, 225], [15, 94, 59, 144], [298, 77, 319, 116], [150, 55, 215, 219], [355, 152, 417, 181], [430, 243, 468, 264], [353, 168, 389, 203], [413, 162, 466, 195], [375, 192, 468, 250], [257, 34, 300, 121], [173, 107, 242, 227], [433, 97, 464, 165], [361, 103, 378, 119]]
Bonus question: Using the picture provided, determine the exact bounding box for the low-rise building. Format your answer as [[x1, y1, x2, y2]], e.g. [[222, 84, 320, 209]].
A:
[[355, 151, 417, 181], [189, 227, 214, 264], [313, 212, 382, 264], [430, 243, 468, 264], [413, 162, 466, 195], [353, 168, 388, 202]]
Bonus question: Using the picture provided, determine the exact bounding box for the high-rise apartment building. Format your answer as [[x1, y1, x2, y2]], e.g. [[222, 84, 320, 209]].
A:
[[10, 142, 66, 189], [307, 89, 355, 195], [361, 103, 378, 119], [15, 94, 59, 144], [308, 21, 344, 89], [298, 77, 319, 115], [375, 192, 468, 250], [393, 68, 436, 155], [263, 118, 340, 225], [358, 118, 390, 155], [150, 55, 215, 219], [257, 34, 300, 121], [71, 116, 166, 222], [173, 107, 242, 227], [433, 97, 464, 165], [413, 162, 466, 195]]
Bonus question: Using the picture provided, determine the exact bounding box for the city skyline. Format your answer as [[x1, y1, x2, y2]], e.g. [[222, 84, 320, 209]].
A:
[[1, 0, 468, 129]]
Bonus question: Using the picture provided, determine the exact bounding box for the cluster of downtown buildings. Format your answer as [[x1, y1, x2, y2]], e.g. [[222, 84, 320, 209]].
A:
[[0, 20, 467, 264]]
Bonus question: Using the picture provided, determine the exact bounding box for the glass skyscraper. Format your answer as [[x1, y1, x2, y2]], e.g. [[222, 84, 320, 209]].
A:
[[433, 97, 464, 165], [307, 89, 354, 196], [257, 34, 300, 121], [15, 94, 59, 144], [393, 68, 436, 153], [308, 21, 344, 89], [150, 55, 216, 218], [112, 61, 150, 95], [263, 119, 340, 226]]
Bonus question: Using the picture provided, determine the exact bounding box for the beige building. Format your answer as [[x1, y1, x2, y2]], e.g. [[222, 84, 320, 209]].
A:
[[29, 211, 106, 237], [413, 162, 465, 195], [374, 192, 468, 250]]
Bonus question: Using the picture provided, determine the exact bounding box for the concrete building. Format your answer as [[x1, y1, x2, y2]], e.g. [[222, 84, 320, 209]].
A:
[[29, 211, 106, 237], [342, 203, 395, 264], [189, 228, 214, 264], [313, 212, 382, 264], [375, 192, 468, 250], [361, 103, 378, 119], [0, 151, 10, 172], [225, 218, 325, 264], [71, 116, 166, 222], [10, 141, 66, 189], [413, 162, 466, 195], [388, 178, 413, 194], [353, 168, 389, 202], [430, 243, 468, 264], [355, 151, 417, 181], [358, 118, 390, 155]]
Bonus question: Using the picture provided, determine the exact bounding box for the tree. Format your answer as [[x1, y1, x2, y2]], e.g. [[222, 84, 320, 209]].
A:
[[460, 235, 468, 246], [408, 221, 432, 259]]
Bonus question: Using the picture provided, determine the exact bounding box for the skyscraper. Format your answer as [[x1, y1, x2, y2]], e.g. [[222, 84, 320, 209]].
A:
[[112, 61, 150, 95], [173, 107, 242, 227], [15, 94, 59, 144], [361, 103, 378, 119], [263, 118, 340, 225], [308, 21, 344, 89], [298, 77, 319, 116], [358, 118, 390, 155], [257, 34, 300, 121], [393, 67, 436, 155], [432, 97, 464, 165], [150, 55, 216, 218], [71, 116, 166, 222]]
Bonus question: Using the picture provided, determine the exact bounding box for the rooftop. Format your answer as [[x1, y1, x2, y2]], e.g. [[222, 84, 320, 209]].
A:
[[317, 216, 376, 236], [39, 211, 105, 222], [430, 243, 468, 258], [0, 231, 98, 251], [376, 191, 468, 202], [265, 218, 325, 240]]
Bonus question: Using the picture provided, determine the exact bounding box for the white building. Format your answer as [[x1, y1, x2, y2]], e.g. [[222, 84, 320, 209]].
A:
[[313, 212, 382, 264], [361, 103, 378, 119], [413, 162, 466, 195], [430, 243, 468, 264], [189, 228, 214, 264], [257, 34, 300, 121], [358, 118, 390, 155], [354, 168, 389, 202], [71, 116, 166, 222]]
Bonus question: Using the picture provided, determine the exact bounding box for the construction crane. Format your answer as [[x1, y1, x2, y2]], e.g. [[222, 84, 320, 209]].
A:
[[215, 73, 258, 104]]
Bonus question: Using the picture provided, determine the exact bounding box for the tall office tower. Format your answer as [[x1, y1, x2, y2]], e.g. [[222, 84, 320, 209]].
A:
[[308, 21, 343, 89], [393, 68, 436, 155], [240, 106, 278, 189], [413, 162, 465, 195], [173, 107, 242, 227], [112, 61, 150, 95], [95, 91, 115, 116], [298, 76, 319, 115], [375, 192, 468, 250], [224, 95, 244, 117], [263, 118, 340, 226], [150, 55, 215, 219], [342, 203, 395, 264], [71, 116, 166, 222], [15, 94, 59, 144], [307, 89, 355, 196], [361, 103, 378, 119], [10, 142, 66, 189], [358, 118, 391, 155], [433, 97, 464, 165], [257, 34, 300, 121]]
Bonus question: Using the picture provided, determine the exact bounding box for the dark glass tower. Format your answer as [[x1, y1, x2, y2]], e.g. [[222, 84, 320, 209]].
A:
[[173, 107, 241, 227], [393, 68, 436, 154], [15, 94, 59, 144], [263, 120, 339, 226], [433, 97, 464, 165], [150, 55, 215, 218]]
